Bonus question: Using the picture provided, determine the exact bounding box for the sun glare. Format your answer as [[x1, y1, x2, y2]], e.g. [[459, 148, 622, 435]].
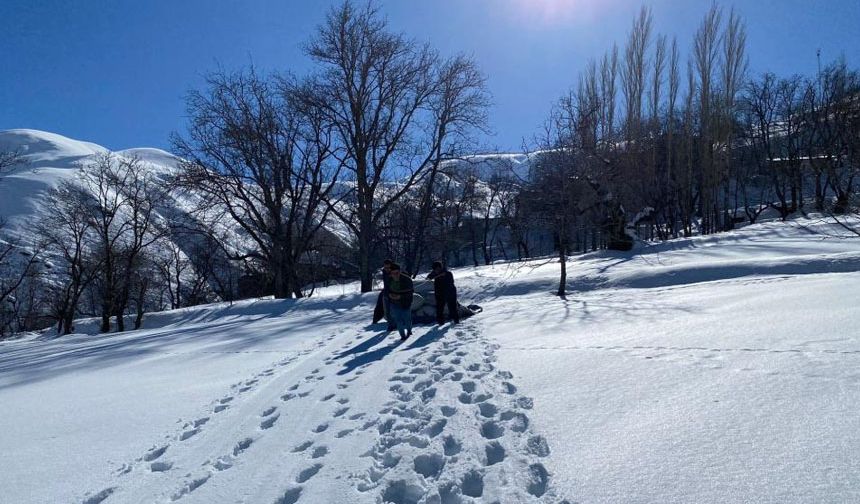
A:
[[507, 0, 611, 26]]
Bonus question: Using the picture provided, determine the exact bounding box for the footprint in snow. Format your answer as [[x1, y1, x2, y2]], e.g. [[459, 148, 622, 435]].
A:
[[526, 463, 550, 497], [179, 428, 200, 441], [274, 487, 302, 504], [517, 396, 535, 409], [461, 470, 485, 498], [480, 420, 505, 440], [260, 413, 280, 430], [292, 440, 313, 453], [423, 419, 446, 438], [81, 487, 115, 504], [143, 445, 168, 462], [501, 411, 529, 432], [412, 379, 433, 392], [443, 435, 462, 456], [421, 387, 437, 402], [485, 441, 506, 466], [440, 406, 457, 417], [311, 446, 328, 459], [171, 474, 210, 501], [312, 423, 329, 433], [527, 435, 551, 457], [478, 402, 498, 418], [150, 461, 173, 472], [233, 438, 253, 456], [296, 464, 323, 483], [413, 453, 445, 479]]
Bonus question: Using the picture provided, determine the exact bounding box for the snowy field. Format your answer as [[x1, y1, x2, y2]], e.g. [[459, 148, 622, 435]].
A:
[[1, 218, 859, 503]]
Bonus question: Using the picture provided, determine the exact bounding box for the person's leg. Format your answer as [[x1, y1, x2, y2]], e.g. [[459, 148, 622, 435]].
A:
[[405, 308, 413, 335], [391, 305, 407, 339], [434, 294, 445, 325], [383, 295, 395, 331], [448, 294, 460, 323]]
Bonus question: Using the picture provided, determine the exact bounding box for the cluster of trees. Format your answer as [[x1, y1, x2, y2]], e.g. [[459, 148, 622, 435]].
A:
[[172, 1, 490, 297], [0, 152, 242, 336], [2, 2, 859, 335], [534, 5, 859, 251]]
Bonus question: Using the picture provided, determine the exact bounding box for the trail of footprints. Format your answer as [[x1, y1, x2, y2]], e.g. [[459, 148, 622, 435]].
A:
[[83, 326, 563, 504], [81, 334, 343, 504], [352, 325, 562, 504]]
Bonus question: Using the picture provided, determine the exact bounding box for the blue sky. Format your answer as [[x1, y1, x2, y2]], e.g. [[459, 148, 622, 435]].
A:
[[1, 0, 858, 152]]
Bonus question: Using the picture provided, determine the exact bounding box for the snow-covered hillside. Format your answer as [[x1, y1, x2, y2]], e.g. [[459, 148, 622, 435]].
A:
[[1, 217, 858, 503], [0, 130, 178, 231], [0, 129, 533, 238]]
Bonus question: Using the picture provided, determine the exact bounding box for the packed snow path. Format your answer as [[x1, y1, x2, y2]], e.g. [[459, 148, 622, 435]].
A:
[[78, 321, 562, 504]]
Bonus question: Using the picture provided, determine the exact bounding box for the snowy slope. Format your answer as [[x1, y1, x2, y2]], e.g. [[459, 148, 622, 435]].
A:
[[0, 129, 182, 241], [1, 215, 859, 502], [1, 298, 557, 504]]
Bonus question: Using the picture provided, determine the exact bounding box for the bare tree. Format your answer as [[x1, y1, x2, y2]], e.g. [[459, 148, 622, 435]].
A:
[[403, 57, 489, 275], [693, 4, 723, 234], [174, 67, 341, 299], [37, 180, 100, 335], [621, 6, 653, 141], [305, 1, 488, 291], [599, 44, 620, 148], [718, 8, 748, 228], [0, 242, 41, 335], [80, 152, 165, 332]]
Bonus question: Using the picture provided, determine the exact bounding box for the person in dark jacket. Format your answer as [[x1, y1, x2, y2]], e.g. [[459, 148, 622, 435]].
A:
[[427, 261, 459, 325], [387, 263, 414, 340], [380, 259, 396, 331]]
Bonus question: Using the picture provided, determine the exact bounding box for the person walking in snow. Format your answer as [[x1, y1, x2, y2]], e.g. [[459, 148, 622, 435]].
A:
[[387, 263, 414, 340], [426, 261, 460, 325]]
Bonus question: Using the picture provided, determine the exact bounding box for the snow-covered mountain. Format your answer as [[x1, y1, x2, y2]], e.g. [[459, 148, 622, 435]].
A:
[[1, 216, 858, 503], [0, 129, 532, 243], [0, 129, 182, 238]]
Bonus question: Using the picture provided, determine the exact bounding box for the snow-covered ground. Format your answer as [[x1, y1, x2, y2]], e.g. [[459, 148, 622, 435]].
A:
[[1, 218, 859, 503]]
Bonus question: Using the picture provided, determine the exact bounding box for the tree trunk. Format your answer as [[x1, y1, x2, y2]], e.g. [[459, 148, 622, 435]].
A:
[[557, 245, 567, 298], [358, 221, 373, 293]]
